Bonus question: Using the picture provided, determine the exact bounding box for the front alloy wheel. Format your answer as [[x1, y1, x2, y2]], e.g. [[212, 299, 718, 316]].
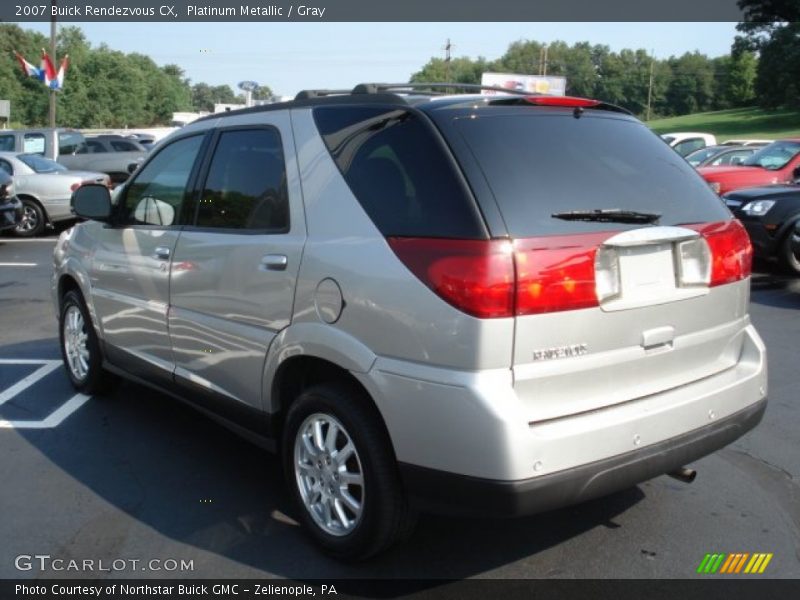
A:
[[15, 199, 45, 237], [63, 304, 90, 382]]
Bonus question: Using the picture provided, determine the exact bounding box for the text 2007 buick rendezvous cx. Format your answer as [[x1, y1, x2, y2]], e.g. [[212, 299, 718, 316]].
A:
[[53, 83, 767, 559]]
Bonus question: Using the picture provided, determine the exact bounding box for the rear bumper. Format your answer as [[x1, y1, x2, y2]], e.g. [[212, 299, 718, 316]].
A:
[[400, 397, 766, 517]]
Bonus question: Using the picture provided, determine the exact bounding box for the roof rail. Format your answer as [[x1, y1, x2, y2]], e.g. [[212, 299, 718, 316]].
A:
[[352, 82, 535, 96], [294, 89, 352, 100]]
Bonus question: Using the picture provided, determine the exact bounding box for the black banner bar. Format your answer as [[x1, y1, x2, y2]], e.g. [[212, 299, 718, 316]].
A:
[[3, 580, 800, 600], [3, 0, 748, 23]]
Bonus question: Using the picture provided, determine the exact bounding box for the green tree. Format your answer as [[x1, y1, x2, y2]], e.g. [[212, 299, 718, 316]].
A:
[[734, 0, 800, 108]]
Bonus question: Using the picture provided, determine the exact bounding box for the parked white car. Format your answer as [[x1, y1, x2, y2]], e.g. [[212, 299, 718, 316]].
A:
[[0, 152, 109, 237], [661, 132, 717, 156]]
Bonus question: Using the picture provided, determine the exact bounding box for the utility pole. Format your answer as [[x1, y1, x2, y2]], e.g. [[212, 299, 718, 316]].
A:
[[542, 44, 549, 77], [646, 49, 655, 122], [444, 38, 452, 82], [49, 0, 57, 128]]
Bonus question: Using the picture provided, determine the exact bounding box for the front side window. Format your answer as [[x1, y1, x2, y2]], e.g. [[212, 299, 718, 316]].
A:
[[120, 135, 203, 227], [196, 128, 288, 231], [83, 140, 108, 154], [59, 132, 84, 155], [0, 135, 14, 152]]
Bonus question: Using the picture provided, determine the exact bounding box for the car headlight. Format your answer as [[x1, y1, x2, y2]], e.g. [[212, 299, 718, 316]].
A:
[[708, 181, 722, 194], [741, 200, 775, 216]]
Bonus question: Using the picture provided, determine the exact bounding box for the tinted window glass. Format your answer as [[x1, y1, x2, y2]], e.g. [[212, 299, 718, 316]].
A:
[[453, 112, 729, 237], [673, 138, 706, 156], [0, 135, 14, 152], [85, 140, 107, 154], [196, 128, 288, 231], [314, 107, 484, 238], [713, 150, 752, 166], [121, 135, 203, 227], [111, 140, 139, 152], [59, 132, 84, 155]]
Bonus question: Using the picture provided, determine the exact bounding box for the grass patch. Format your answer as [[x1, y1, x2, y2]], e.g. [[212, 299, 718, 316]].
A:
[[647, 107, 800, 140]]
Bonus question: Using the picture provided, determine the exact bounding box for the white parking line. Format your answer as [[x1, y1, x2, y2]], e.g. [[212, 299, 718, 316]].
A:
[[0, 358, 90, 429], [0, 238, 57, 243], [0, 393, 90, 429], [0, 360, 61, 406], [0, 262, 38, 267]]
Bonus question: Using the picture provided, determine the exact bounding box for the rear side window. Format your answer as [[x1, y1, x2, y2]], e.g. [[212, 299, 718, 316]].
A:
[[314, 106, 484, 238], [196, 128, 288, 231], [110, 140, 140, 152], [453, 112, 730, 237], [23, 133, 45, 154]]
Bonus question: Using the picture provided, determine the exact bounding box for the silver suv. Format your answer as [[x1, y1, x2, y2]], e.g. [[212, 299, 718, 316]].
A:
[[54, 84, 767, 560]]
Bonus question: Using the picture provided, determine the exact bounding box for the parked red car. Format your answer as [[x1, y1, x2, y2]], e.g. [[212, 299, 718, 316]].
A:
[[698, 139, 800, 194]]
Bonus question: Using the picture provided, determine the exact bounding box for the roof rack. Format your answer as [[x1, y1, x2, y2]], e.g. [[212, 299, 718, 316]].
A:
[[294, 89, 352, 100], [351, 82, 535, 96]]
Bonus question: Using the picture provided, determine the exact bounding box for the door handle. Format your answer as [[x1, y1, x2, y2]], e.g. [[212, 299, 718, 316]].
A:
[[153, 247, 171, 261], [260, 254, 288, 271]]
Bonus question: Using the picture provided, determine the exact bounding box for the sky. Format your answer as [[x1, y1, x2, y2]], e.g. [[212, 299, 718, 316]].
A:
[[18, 22, 740, 98]]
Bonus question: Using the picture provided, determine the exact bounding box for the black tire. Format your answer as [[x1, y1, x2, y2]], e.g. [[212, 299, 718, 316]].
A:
[[777, 230, 800, 276], [15, 198, 45, 237], [59, 290, 116, 394], [282, 382, 415, 560]]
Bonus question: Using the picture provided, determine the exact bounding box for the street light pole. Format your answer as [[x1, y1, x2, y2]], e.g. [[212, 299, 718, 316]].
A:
[[49, 0, 57, 128]]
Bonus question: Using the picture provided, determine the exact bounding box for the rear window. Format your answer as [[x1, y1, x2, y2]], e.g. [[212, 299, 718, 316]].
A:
[[453, 112, 730, 237], [314, 106, 485, 238]]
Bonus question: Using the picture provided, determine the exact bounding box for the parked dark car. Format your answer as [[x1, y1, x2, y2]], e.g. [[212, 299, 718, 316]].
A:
[[724, 184, 800, 274], [0, 169, 23, 232], [791, 221, 800, 264]]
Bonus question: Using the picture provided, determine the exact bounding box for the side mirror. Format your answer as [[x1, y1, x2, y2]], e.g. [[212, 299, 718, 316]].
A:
[[72, 184, 113, 222], [127, 161, 140, 175], [793, 166, 800, 183]]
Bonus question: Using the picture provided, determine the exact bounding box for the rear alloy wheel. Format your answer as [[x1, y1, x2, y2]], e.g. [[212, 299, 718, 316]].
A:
[[778, 231, 800, 276], [15, 198, 45, 237], [283, 383, 415, 560], [294, 412, 365, 536], [59, 290, 116, 394]]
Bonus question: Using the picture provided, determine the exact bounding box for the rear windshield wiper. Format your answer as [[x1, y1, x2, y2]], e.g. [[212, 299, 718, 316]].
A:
[[551, 208, 661, 224]]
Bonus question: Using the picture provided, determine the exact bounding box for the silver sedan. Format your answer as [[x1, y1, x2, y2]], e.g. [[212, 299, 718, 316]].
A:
[[0, 152, 109, 237]]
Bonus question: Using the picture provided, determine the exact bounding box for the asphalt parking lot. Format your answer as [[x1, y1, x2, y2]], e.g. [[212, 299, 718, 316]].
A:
[[0, 230, 798, 581]]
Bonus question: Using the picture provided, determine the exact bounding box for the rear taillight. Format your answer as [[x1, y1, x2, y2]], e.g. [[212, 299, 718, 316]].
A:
[[388, 220, 751, 319], [386, 238, 514, 319], [514, 233, 607, 315], [690, 220, 753, 286], [70, 182, 81, 192]]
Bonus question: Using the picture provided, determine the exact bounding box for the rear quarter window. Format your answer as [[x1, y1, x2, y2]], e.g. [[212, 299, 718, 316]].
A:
[[313, 106, 485, 239], [450, 111, 730, 237]]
